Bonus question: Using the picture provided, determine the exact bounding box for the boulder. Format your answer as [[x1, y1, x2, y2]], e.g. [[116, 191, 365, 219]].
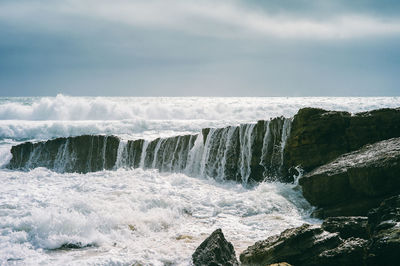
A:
[[299, 137, 400, 218], [192, 228, 239, 266], [283, 107, 400, 176], [322, 217, 369, 239], [366, 195, 400, 266], [240, 223, 367, 266]]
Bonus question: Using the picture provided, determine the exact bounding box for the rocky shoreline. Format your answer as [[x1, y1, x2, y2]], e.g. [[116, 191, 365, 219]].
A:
[[192, 106, 400, 266], [5, 106, 400, 265]]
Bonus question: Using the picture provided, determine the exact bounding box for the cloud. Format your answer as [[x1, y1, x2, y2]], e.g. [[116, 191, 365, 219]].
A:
[[1, 0, 400, 40]]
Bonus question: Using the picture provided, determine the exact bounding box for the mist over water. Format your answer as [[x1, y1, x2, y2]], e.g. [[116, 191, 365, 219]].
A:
[[1, 96, 399, 265]]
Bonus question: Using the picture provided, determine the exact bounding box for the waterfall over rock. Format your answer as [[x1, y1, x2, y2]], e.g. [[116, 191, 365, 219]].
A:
[[6, 117, 292, 183], [7, 135, 120, 173]]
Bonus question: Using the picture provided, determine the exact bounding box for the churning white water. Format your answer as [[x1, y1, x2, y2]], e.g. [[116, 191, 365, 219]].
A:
[[1, 96, 399, 265]]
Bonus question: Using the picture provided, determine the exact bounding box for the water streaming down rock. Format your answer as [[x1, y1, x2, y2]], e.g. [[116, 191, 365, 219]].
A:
[[6, 118, 292, 183], [7, 135, 120, 173]]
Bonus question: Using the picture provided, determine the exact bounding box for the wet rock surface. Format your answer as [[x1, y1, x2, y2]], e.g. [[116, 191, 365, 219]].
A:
[[239, 223, 367, 266], [322, 216, 369, 239], [192, 228, 239, 266], [299, 137, 400, 217], [7, 135, 120, 173], [366, 195, 400, 266], [240, 195, 400, 266]]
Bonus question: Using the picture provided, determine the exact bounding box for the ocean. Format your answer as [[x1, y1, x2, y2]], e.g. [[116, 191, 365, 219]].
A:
[[1, 95, 399, 265]]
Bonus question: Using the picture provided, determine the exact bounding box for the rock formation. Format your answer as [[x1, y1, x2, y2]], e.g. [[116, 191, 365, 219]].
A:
[[6, 118, 291, 182], [283, 107, 400, 177], [239, 223, 367, 266], [192, 228, 239, 266], [299, 137, 400, 217], [366, 195, 400, 266], [240, 195, 400, 266]]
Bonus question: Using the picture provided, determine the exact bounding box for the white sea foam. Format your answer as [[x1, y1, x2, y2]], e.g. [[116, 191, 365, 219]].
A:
[[0, 95, 399, 121], [0, 96, 398, 265], [0, 96, 398, 141], [0, 168, 316, 265]]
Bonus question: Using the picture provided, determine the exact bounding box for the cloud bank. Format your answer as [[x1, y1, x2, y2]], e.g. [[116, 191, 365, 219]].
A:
[[0, 0, 399, 96], [2, 0, 400, 39]]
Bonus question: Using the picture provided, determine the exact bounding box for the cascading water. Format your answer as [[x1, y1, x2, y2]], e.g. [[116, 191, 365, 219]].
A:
[[6, 118, 293, 183], [2, 97, 397, 265]]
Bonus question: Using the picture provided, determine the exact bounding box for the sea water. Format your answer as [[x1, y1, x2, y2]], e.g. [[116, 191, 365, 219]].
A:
[[0, 95, 399, 265]]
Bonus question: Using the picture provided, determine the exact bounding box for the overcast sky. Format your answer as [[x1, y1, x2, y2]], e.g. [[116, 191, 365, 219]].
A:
[[0, 0, 399, 96]]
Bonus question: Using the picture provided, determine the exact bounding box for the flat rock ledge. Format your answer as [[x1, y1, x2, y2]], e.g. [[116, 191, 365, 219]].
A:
[[299, 137, 400, 218]]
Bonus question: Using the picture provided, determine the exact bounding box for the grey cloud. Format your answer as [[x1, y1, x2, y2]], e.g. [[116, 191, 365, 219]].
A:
[[0, 0, 399, 96]]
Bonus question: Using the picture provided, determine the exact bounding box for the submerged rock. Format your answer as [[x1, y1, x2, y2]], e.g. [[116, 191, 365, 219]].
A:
[[192, 228, 239, 266], [283, 107, 400, 175], [54, 242, 95, 250], [299, 137, 400, 217]]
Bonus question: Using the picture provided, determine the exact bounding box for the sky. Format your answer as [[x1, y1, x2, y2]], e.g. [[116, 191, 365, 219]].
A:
[[0, 0, 399, 96]]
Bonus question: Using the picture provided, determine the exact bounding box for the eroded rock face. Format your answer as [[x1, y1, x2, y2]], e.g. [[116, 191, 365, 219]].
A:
[[299, 137, 400, 217], [192, 228, 239, 266], [366, 195, 400, 266], [283, 107, 400, 175]]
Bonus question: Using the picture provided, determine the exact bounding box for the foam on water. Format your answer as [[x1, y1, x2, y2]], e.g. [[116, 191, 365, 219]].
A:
[[0, 95, 399, 121], [1, 96, 399, 265], [0, 95, 399, 141], [0, 168, 316, 265]]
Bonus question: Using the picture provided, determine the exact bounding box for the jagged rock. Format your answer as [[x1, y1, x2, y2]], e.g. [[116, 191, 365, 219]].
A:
[[299, 137, 400, 217], [192, 228, 238, 266], [322, 217, 369, 239], [317, 237, 368, 266], [240, 224, 344, 266], [366, 195, 400, 266], [283, 107, 400, 175]]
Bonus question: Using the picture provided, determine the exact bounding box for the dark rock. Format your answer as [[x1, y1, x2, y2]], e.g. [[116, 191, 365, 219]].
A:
[[192, 228, 239, 266], [240, 196, 400, 266], [299, 137, 400, 217], [7, 135, 120, 173], [317, 237, 368, 266], [283, 107, 400, 175], [322, 217, 369, 239], [366, 195, 400, 266], [125, 139, 145, 168], [240, 224, 344, 266], [54, 242, 95, 250]]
